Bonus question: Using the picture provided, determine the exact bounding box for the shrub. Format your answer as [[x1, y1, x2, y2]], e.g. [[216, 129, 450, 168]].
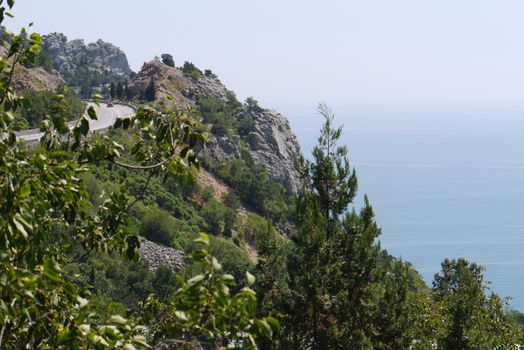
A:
[[209, 236, 253, 280], [140, 209, 177, 246], [200, 198, 227, 235], [182, 61, 203, 80]]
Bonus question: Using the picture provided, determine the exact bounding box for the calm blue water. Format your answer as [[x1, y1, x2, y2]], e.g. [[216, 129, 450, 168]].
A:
[[281, 105, 524, 311]]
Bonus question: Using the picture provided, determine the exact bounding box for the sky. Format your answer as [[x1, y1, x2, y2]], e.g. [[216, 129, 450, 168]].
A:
[[7, 0, 524, 111]]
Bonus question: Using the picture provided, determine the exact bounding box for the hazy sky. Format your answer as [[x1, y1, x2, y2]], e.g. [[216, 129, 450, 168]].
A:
[[7, 1, 524, 110]]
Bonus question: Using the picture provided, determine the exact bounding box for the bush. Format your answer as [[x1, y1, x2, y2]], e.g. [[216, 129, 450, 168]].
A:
[[140, 209, 177, 246], [182, 61, 203, 80], [204, 69, 217, 78], [209, 236, 253, 280], [200, 199, 227, 236]]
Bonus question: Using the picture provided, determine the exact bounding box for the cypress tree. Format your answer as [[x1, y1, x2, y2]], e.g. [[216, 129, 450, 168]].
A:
[[116, 82, 124, 99], [145, 78, 156, 102], [109, 82, 116, 99]]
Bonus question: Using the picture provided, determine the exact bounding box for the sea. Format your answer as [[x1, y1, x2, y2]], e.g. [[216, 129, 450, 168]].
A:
[[281, 104, 524, 311]]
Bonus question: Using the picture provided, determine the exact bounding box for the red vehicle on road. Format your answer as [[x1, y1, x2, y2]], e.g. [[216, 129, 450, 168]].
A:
[[106, 102, 114, 107]]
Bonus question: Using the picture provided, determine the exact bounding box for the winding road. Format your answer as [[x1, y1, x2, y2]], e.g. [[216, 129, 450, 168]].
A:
[[16, 102, 136, 143]]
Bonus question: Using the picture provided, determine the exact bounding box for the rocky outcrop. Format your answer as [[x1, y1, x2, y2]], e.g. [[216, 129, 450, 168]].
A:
[[42, 32, 132, 79], [139, 239, 186, 272], [129, 61, 194, 105], [239, 108, 301, 192], [0, 40, 64, 92], [130, 60, 302, 191], [129, 61, 233, 105]]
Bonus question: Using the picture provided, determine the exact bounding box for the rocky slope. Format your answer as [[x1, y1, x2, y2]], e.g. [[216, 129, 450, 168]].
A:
[[0, 41, 65, 92], [42, 32, 132, 81], [11, 65, 64, 92], [139, 239, 186, 272], [130, 61, 302, 191]]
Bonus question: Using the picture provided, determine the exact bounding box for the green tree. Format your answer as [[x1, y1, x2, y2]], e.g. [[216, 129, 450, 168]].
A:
[[245, 96, 262, 113], [146, 233, 279, 349], [269, 104, 418, 349], [110, 81, 116, 99], [161, 53, 175, 67], [200, 198, 227, 236], [433, 258, 517, 350], [182, 61, 203, 80], [116, 81, 124, 99], [145, 77, 156, 101], [0, 5, 212, 346]]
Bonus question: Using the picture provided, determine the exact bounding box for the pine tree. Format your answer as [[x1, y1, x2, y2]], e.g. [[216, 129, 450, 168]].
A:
[[274, 103, 418, 349]]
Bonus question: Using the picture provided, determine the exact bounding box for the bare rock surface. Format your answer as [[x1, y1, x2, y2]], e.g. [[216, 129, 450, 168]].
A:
[[42, 32, 132, 78], [12, 65, 64, 92], [139, 239, 187, 272]]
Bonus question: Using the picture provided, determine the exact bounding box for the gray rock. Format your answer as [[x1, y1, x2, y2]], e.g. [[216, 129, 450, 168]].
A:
[[42, 32, 132, 80], [238, 107, 301, 192], [139, 239, 187, 272]]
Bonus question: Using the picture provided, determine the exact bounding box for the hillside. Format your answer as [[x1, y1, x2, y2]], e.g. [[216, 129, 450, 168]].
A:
[[4, 9, 524, 346], [130, 60, 302, 191], [0, 41, 64, 92]]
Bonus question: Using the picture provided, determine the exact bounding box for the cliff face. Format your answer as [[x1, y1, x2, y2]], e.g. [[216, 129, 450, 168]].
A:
[[42, 33, 132, 79], [131, 61, 302, 191]]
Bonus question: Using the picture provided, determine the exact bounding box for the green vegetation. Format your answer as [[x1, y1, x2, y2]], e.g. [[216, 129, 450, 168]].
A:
[[2, 2, 524, 349], [161, 53, 175, 67], [252, 104, 524, 349], [204, 68, 217, 78], [144, 77, 156, 101], [207, 157, 295, 221], [196, 93, 242, 136], [23, 47, 53, 71], [0, 5, 277, 347], [182, 61, 203, 80], [15, 85, 85, 129]]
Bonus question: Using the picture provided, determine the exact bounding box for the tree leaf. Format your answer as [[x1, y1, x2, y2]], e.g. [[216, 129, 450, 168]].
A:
[[246, 271, 256, 287], [87, 106, 98, 120]]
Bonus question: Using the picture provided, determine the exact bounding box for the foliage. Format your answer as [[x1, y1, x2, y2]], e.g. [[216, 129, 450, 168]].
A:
[[245, 97, 262, 113], [204, 69, 217, 78], [144, 77, 155, 102], [433, 258, 518, 349], [161, 53, 175, 68], [207, 158, 294, 221], [23, 47, 53, 71], [0, 4, 208, 346], [140, 209, 181, 246], [255, 104, 425, 349], [16, 85, 85, 129], [182, 61, 203, 80], [146, 233, 279, 349], [196, 94, 242, 136]]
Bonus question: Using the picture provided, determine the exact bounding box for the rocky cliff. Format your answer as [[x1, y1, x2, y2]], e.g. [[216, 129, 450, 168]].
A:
[[0, 38, 65, 92], [42, 32, 132, 81], [130, 61, 301, 191]]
